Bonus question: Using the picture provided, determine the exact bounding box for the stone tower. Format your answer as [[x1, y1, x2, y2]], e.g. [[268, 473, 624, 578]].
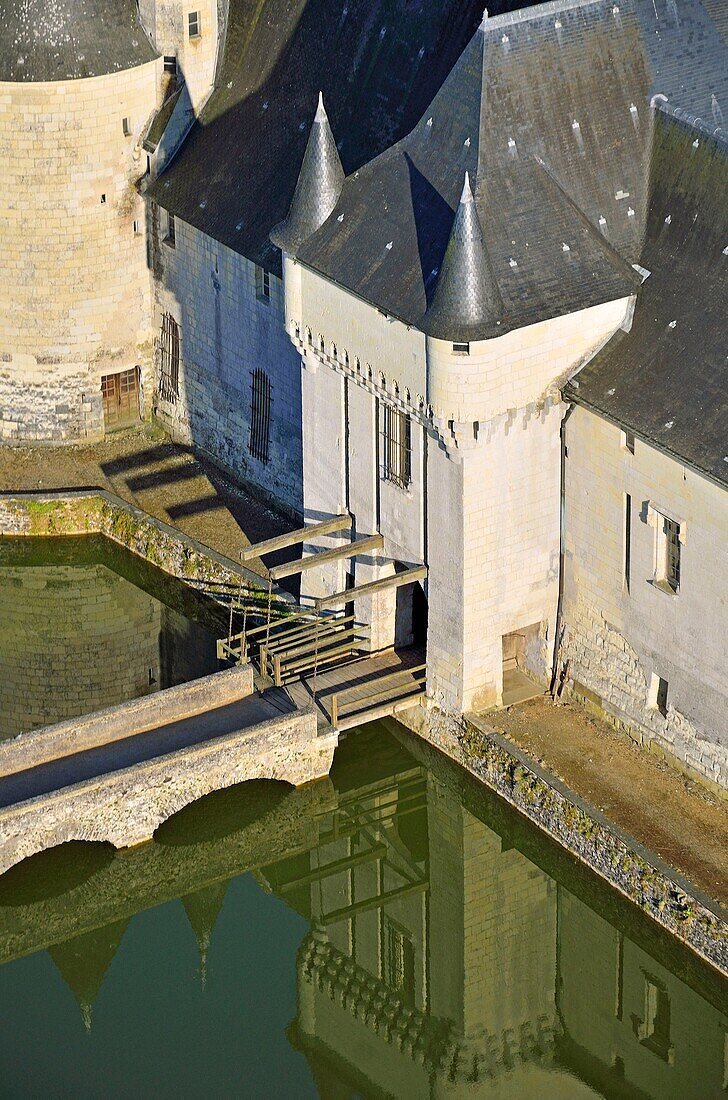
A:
[[137, 0, 221, 113], [0, 0, 162, 443]]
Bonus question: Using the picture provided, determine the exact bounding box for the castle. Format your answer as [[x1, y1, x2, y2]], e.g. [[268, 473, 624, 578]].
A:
[[1, 0, 726, 789]]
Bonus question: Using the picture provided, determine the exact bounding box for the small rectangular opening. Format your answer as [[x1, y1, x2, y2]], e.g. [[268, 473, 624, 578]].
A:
[[255, 264, 270, 301], [163, 211, 176, 247], [122, 116, 132, 137], [648, 673, 669, 717], [100, 193, 106, 204], [621, 429, 635, 454], [163, 55, 177, 74], [623, 492, 631, 592], [453, 341, 470, 354]]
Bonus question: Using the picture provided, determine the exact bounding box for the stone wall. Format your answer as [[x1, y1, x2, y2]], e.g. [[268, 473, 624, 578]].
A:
[[0, 664, 253, 778], [138, 0, 220, 112], [0, 704, 332, 875], [561, 407, 728, 791], [0, 59, 161, 441], [151, 217, 303, 517]]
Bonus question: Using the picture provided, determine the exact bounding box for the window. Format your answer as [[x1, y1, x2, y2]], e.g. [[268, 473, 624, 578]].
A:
[[452, 341, 470, 354], [383, 918, 415, 1005], [648, 673, 669, 717], [163, 211, 176, 247], [122, 116, 132, 137], [382, 405, 412, 490], [255, 264, 270, 301], [100, 193, 106, 204], [653, 513, 681, 592], [621, 429, 635, 454], [163, 55, 177, 74], [634, 974, 673, 1062], [188, 10, 201, 37], [623, 493, 631, 592], [249, 369, 271, 463], [158, 313, 180, 400]]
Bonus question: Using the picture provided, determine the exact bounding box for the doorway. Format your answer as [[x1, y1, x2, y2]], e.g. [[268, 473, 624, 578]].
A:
[[101, 367, 140, 431]]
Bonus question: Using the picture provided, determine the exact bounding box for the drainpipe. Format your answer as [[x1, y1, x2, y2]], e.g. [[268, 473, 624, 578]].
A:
[[550, 401, 575, 696]]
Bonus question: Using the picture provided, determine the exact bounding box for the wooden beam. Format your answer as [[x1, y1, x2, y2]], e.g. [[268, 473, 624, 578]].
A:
[[268, 533, 383, 582], [314, 565, 428, 611], [239, 514, 352, 561], [322, 879, 428, 925]]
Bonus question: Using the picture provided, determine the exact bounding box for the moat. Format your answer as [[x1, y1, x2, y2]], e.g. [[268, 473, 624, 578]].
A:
[[0, 535, 227, 739], [0, 723, 724, 1099]]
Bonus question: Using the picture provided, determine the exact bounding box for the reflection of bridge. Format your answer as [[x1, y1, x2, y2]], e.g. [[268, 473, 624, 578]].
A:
[[1, 723, 723, 1098]]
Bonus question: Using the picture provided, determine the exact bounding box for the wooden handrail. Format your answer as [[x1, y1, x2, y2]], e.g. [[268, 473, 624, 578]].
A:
[[269, 533, 383, 582], [240, 514, 352, 561], [314, 565, 427, 611]]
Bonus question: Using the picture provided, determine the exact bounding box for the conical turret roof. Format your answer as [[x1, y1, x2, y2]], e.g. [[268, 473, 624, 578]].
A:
[[48, 918, 129, 1031], [270, 94, 345, 255], [182, 881, 229, 987], [423, 172, 503, 340]]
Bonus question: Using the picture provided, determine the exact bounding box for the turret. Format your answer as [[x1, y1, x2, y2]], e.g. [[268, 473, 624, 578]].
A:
[[423, 172, 503, 342], [137, 0, 219, 112], [271, 93, 345, 254]]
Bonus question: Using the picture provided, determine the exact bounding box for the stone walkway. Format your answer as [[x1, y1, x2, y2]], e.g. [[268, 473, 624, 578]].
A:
[[0, 425, 294, 577], [480, 695, 728, 909]]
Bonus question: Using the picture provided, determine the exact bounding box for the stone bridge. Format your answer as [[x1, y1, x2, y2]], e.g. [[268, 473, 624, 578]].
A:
[[0, 665, 337, 877]]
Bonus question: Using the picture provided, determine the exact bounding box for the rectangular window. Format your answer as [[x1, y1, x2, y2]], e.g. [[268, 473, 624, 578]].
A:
[[158, 313, 180, 401], [255, 264, 270, 301], [653, 512, 681, 592], [382, 405, 411, 490], [249, 369, 271, 463], [383, 918, 415, 1006], [163, 55, 177, 74], [163, 211, 176, 247], [621, 429, 635, 454], [188, 10, 201, 37], [635, 975, 672, 1062], [623, 493, 631, 592], [648, 673, 669, 717], [453, 341, 470, 354], [122, 116, 132, 137]]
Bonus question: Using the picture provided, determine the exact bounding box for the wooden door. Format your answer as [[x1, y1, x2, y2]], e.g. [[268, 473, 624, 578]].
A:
[[101, 368, 139, 430]]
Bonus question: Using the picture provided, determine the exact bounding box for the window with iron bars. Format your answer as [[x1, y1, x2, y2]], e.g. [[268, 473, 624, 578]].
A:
[[158, 313, 180, 402], [381, 404, 411, 489], [249, 369, 271, 463]]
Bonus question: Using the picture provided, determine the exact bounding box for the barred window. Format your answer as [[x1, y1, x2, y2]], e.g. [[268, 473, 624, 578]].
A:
[[158, 313, 180, 401], [382, 405, 411, 489], [249, 369, 271, 463], [663, 517, 681, 591], [383, 918, 415, 1005]]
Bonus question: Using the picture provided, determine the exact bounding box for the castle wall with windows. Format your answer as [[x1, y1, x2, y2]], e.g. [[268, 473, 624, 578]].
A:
[[151, 215, 303, 516], [561, 407, 728, 788], [0, 60, 161, 442]]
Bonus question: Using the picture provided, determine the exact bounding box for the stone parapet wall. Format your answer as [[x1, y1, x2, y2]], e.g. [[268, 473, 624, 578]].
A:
[[0, 704, 332, 875], [0, 664, 253, 779]]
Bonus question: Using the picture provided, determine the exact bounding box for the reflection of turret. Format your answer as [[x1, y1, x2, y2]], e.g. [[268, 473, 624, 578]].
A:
[[182, 882, 228, 986], [47, 919, 129, 1031]]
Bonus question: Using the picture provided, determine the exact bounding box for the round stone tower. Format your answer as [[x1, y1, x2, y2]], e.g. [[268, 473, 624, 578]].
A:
[[0, 0, 162, 442]]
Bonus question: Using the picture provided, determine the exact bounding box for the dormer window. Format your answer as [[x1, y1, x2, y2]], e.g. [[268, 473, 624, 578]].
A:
[[188, 10, 201, 38], [453, 341, 470, 354]]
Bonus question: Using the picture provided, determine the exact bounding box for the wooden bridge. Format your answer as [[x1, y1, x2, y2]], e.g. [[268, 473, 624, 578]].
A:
[[219, 514, 428, 732]]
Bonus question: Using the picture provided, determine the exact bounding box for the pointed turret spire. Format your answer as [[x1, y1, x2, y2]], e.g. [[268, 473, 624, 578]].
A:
[[270, 93, 345, 254], [182, 882, 229, 988], [48, 919, 129, 1032], [423, 172, 503, 341]]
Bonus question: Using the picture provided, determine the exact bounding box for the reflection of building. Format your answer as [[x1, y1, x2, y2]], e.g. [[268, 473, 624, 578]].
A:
[[0, 545, 217, 737], [0, 726, 724, 1095]]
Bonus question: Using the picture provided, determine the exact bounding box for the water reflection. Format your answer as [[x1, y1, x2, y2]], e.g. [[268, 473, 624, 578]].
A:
[[0, 536, 224, 738], [0, 724, 725, 1098]]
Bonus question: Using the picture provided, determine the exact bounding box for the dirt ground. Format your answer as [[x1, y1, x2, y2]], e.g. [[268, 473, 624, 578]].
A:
[[487, 696, 728, 909], [0, 426, 292, 576]]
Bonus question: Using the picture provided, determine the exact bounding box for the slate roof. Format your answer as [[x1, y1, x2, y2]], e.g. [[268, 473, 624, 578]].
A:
[[0, 0, 157, 82], [566, 111, 728, 490], [294, 0, 728, 337], [147, 0, 488, 270], [270, 94, 345, 254]]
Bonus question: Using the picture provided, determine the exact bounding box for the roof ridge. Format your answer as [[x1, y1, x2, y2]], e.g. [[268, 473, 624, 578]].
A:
[[480, 0, 608, 33]]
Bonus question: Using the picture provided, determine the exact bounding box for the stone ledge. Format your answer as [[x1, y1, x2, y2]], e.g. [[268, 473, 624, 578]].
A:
[[0, 663, 254, 779], [395, 704, 728, 977]]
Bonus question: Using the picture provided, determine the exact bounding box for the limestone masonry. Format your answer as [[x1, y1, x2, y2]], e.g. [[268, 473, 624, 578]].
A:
[[2, 0, 726, 788]]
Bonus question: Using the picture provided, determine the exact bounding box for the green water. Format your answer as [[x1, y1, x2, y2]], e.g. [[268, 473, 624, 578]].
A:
[[0, 536, 227, 738], [0, 724, 724, 1098]]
